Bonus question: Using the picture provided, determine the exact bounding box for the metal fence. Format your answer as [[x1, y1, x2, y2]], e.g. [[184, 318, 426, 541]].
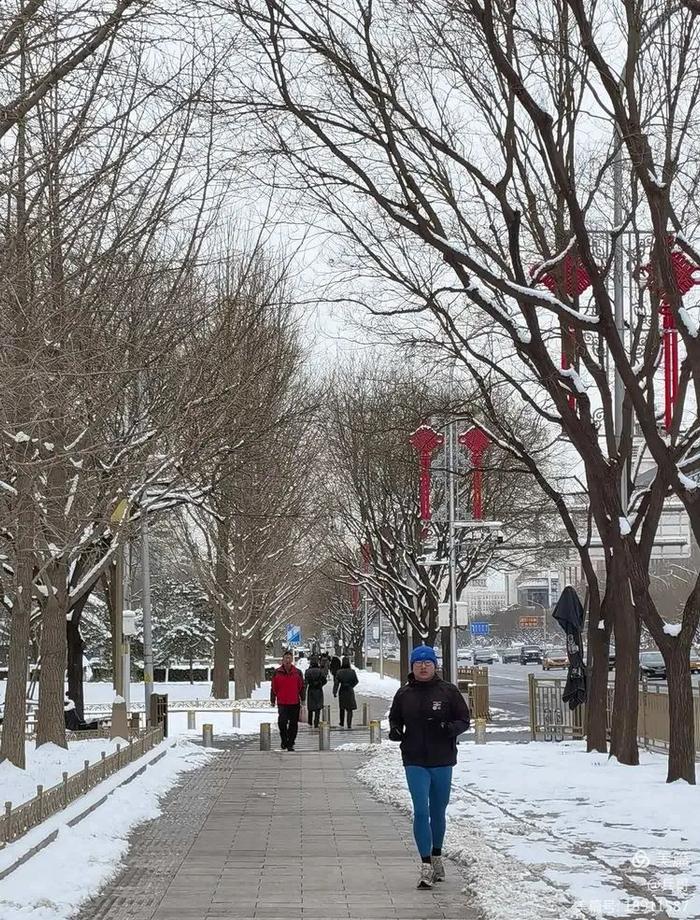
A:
[[457, 667, 490, 720], [528, 674, 700, 757], [1, 722, 164, 849]]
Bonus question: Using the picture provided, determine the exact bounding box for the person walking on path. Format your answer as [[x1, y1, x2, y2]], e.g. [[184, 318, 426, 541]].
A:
[[333, 656, 359, 729], [304, 657, 327, 728], [329, 654, 342, 679], [270, 651, 305, 751], [388, 645, 470, 890]]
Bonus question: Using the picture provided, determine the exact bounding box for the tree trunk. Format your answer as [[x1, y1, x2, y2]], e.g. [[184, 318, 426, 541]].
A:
[[586, 591, 608, 753], [212, 517, 231, 699], [36, 591, 68, 748], [66, 618, 85, 720], [353, 645, 363, 668], [608, 574, 639, 765], [0, 509, 34, 767], [189, 649, 194, 685], [665, 647, 696, 784], [399, 628, 410, 681], [212, 600, 230, 698]]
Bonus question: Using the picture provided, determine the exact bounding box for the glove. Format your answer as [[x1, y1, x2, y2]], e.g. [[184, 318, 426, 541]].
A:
[[388, 726, 404, 742], [439, 721, 456, 736]]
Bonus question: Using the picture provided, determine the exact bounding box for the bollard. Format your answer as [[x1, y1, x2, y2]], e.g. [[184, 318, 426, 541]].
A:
[[369, 720, 382, 744], [362, 702, 369, 727], [187, 710, 196, 730], [474, 717, 487, 744], [202, 723, 214, 747], [260, 722, 271, 751], [323, 704, 331, 725], [319, 721, 331, 751], [232, 709, 241, 728]]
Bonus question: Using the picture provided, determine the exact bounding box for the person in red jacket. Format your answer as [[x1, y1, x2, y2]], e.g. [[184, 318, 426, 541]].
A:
[[270, 651, 305, 751]]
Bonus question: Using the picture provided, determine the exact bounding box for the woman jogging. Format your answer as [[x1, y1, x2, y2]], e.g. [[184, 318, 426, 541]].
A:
[[388, 645, 470, 889], [333, 656, 359, 728]]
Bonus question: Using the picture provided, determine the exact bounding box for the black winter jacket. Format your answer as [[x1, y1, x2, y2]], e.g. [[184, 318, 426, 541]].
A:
[[304, 666, 327, 711], [333, 666, 359, 710], [388, 675, 470, 767]]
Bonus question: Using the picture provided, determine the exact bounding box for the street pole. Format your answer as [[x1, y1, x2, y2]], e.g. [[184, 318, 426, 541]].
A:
[[123, 543, 131, 711], [378, 606, 384, 678], [141, 514, 154, 722], [447, 418, 458, 685], [613, 144, 628, 513], [363, 594, 368, 670]]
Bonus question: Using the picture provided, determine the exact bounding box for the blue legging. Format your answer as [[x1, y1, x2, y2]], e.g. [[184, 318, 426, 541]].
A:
[[404, 765, 453, 858]]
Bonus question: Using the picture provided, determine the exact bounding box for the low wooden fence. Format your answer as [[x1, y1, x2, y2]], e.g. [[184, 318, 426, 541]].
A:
[[528, 674, 700, 757], [366, 657, 402, 681], [1, 722, 164, 849]]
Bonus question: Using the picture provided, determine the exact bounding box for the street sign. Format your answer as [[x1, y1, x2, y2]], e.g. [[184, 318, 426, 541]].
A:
[[286, 624, 302, 645], [519, 616, 541, 628], [470, 622, 490, 636]]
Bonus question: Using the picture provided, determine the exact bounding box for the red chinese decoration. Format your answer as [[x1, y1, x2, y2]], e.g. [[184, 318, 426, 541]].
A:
[[409, 425, 444, 534], [458, 428, 491, 520], [352, 542, 372, 609], [642, 243, 700, 431], [532, 251, 592, 411]]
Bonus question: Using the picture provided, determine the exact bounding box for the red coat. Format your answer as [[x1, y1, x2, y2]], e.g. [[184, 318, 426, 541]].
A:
[[270, 665, 305, 706]]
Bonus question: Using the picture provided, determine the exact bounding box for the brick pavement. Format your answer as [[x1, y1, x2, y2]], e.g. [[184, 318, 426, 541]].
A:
[[77, 697, 482, 920]]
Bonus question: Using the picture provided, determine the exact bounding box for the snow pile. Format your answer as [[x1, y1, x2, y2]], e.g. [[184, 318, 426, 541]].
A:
[[0, 739, 214, 920], [0, 737, 129, 809], [358, 741, 700, 920], [355, 667, 401, 701], [662, 622, 682, 637]]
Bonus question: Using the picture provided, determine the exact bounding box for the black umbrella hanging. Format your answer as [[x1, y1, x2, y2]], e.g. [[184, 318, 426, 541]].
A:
[[552, 586, 587, 709]]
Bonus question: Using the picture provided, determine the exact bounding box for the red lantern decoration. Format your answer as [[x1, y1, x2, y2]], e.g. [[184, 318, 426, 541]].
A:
[[458, 428, 490, 520], [642, 243, 700, 431], [409, 425, 444, 534], [532, 251, 592, 410]]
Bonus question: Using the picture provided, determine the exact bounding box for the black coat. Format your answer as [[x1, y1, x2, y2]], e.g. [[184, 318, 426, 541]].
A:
[[333, 666, 359, 710], [329, 656, 342, 677], [305, 666, 327, 711], [388, 675, 470, 767]]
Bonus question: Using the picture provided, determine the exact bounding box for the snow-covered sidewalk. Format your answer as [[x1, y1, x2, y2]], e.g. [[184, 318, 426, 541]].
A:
[[357, 740, 700, 920]]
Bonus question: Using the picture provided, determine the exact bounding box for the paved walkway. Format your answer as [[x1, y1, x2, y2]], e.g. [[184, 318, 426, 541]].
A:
[[78, 732, 481, 920]]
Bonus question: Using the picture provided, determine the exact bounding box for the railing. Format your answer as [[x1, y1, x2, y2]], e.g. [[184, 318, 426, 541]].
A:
[[366, 657, 402, 680], [457, 667, 490, 720], [528, 674, 700, 757], [1, 722, 164, 850]]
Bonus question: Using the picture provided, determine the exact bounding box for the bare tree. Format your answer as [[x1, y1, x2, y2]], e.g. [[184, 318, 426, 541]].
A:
[[227, 0, 700, 783]]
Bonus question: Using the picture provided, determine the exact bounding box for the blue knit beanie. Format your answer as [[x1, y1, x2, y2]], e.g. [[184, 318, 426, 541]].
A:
[[410, 644, 438, 666]]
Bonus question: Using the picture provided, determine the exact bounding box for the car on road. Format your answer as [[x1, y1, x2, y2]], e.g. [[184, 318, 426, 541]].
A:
[[501, 647, 521, 664], [542, 647, 568, 670], [639, 650, 666, 679], [472, 647, 499, 665], [691, 647, 700, 674], [520, 645, 543, 665]]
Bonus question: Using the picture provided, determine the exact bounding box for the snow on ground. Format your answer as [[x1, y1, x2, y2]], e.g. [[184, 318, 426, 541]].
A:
[[0, 737, 129, 809], [355, 740, 700, 920], [355, 668, 401, 700], [170, 708, 276, 738], [0, 739, 214, 920], [0, 682, 276, 809]]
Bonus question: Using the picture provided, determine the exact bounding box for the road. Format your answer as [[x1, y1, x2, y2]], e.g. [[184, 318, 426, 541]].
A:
[[485, 661, 568, 724]]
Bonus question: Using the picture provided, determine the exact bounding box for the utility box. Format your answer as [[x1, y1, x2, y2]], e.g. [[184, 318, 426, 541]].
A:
[[122, 609, 137, 636]]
